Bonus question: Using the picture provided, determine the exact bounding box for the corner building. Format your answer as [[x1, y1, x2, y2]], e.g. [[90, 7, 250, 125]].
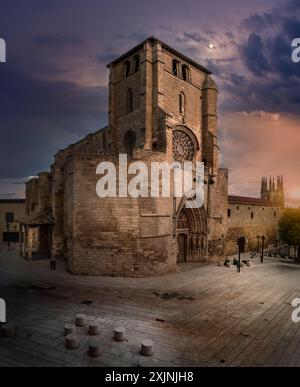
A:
[[20, 38, 282, 276]]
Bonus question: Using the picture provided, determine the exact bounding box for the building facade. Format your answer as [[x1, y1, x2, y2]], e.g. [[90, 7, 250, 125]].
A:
[[0, 199, 25, 249], [19, 38, 284, 276]]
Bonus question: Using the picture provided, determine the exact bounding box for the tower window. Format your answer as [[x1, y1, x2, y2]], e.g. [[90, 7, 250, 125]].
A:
[[124, 61, 131, 78], [133, 55, 140, 73], [172, 60, 179, 76], [228, 209, 231, 218], [127, 89, 133, 113], [182, 64, 190, 82], [179, 93, 185, 115], [251, 212, 254, 219]]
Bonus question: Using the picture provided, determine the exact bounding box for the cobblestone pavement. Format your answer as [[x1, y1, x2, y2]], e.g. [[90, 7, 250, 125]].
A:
[[0, 252, 300, 367]]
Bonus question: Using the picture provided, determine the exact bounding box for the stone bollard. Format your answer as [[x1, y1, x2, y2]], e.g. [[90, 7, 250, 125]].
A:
[[114, 326, 126, 342], [75, 314, 87, 327], [89, 338, 101, 358], [65, 334, 79, 350], [1, 323, 16, 338], [64, 324, 76, 336], [247, 261, 251, 267], [89, 322, 100, 336], [141, 340, 154, 357]]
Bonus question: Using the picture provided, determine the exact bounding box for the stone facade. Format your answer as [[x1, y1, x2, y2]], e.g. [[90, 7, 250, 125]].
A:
[[19, 37, 284, 276], [0, 199, 25, 248], [226, 195, 283, 255]]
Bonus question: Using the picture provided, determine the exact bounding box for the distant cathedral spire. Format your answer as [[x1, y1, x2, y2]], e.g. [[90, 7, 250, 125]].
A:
[[261, 176, 285, 207]]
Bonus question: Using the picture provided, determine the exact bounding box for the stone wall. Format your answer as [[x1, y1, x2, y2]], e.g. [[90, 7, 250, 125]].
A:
[[66, 153, 177, 277], [226, 201, 282, 255]]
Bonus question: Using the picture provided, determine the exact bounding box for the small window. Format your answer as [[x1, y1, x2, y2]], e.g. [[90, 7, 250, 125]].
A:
[[274, 211, 277, 217], [228, 209, 231, 218], [236, 206, 239, 211], [127, 89, 133, 113], [124, 61, 131, 78], [179, 93, 185, 115], [172, 60, 179, 76], [5, 212, 14, 224], [133, 55, 140, 72], [182, 64, 190, 82], [251, 212, 254, 219]]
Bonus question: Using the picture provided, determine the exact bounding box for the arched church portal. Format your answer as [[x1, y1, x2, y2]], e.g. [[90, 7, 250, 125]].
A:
[[176, 205, 207, 264]]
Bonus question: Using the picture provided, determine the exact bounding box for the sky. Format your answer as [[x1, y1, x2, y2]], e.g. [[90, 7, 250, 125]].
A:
[[0, 0, 300, 205]]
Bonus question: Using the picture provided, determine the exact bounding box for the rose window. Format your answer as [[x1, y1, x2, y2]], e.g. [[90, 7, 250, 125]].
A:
[[173, 130, 195, 162]]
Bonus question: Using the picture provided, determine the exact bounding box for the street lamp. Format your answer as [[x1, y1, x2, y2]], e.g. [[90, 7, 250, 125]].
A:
[[261, 236, 266, 263]]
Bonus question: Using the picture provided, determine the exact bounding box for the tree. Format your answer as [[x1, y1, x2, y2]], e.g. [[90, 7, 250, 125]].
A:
[[279, 208, 300, 261]]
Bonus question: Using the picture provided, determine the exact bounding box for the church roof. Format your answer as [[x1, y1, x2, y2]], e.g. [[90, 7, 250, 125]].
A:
[[107, 36, 212, 75], [228, 195, 280, 207]]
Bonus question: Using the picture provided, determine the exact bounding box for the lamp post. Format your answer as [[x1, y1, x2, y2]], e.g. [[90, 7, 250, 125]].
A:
[[237, 237, 246, 273], [261, 236, 266, 263]]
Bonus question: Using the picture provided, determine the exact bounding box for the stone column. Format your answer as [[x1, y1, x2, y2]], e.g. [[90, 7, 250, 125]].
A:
[[19, 224, 23, 255], [24, 226, 28, 259], [27, 227, 33, 260]]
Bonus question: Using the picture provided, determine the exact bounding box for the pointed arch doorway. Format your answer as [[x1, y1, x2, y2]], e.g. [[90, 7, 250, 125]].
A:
[[177, 209, 189, 263], [176, 205, 207, 264]]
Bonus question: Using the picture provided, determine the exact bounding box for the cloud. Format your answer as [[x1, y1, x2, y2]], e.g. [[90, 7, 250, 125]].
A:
[[34, 34, 85, 47], [97, 53, 119, 64], [240, 13, 275, 32], [0, 62, 107, 180], [242, 32, 270, 76]]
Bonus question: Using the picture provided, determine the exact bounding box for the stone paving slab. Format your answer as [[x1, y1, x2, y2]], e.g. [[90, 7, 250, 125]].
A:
[[0, 252, 300, 367]]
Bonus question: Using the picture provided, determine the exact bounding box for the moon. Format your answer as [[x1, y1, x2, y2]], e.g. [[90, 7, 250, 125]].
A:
[[209, 43, 215, 49]]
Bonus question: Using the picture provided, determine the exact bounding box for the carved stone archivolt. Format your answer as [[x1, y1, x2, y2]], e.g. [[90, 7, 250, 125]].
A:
[[172, 130, 195, 162]]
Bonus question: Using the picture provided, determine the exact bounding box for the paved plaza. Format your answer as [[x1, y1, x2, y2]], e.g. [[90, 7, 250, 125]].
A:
[[0, 251, 300, 367]]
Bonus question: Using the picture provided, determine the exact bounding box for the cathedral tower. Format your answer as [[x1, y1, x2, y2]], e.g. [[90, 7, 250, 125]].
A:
[[261, 176, 285, 207]]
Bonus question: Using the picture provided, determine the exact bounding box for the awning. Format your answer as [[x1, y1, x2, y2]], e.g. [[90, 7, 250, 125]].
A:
[[18, 210, 55, 226]]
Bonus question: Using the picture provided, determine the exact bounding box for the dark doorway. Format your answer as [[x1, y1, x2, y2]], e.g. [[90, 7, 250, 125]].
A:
[[177, 234, 187, 263], [38, 225, 52, 259], [3, 232, 19, 243]]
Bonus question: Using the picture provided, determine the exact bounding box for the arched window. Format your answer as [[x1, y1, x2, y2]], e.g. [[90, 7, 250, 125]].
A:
[[133, 55, 140, 73], [182, 64, 190, 82], [124, 130, 137, 156], [127, 88, 133, 113], [179, 92, 185, 115], [172, 59, 179, 76], [124, 60, 131, 78]]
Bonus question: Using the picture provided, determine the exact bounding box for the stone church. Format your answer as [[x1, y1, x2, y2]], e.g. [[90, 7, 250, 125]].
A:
[[19, 37, 284, 277]]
